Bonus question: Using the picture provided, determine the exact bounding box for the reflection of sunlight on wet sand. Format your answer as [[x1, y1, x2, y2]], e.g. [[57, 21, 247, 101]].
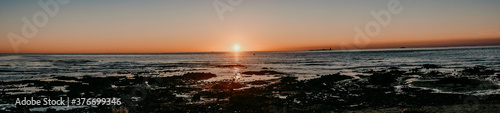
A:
[[232, 52, 241, 81], [233, 67, 241, 82], [233, 72, 241, 81], [198, 51, 284, 83]]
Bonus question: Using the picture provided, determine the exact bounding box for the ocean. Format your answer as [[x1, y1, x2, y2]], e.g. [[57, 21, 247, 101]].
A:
[[1, 46, 499, 81]]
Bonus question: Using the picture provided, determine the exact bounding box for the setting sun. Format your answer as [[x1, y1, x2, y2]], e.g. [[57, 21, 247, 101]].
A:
[[233, 45, 240, 51]]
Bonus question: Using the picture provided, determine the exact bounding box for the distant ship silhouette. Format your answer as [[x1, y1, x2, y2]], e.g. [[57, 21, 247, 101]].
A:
[[309, 47, 333, 51]]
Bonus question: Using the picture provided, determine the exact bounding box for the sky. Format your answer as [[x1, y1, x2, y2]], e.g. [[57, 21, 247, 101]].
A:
[[1, 0, 500, 53]]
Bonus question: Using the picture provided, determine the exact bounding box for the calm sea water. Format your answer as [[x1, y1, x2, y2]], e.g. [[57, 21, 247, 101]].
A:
[[1, 46, 500, 82]]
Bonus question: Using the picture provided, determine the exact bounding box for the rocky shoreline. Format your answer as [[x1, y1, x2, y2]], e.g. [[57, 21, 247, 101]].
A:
[[1, 64, 500, 112]]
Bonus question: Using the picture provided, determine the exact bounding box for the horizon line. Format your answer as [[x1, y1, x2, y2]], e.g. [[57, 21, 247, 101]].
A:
[[1, 45, 499, 54]]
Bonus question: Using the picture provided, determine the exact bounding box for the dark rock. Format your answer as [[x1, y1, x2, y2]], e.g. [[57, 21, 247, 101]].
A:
[[192, 93, 201, 102], [422, 70, 446, 78], [228, 95, 272, 111], [248, 81, 269, 85], [281, 76, 299, 84], [242, 70, 285, 75], [423, 64, 441, 69], [389, 67, 400, 70], [212, 82, 244, 89], [462, 65, 495, 75], [54, 76, 78, 80], [369, 72, 398, 86], [182, 72, 216, 81], [319, 74, 353, 82]]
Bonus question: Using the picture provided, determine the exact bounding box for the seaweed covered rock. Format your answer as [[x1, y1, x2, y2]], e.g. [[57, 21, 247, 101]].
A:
[[211, 82, 244, 89], [241, 70, 285, 75], [423, 64, 441, 69], [248, 80, 270, 85], [280, 76, 298, 84], [318, 74, 354, 82], [422, 70, 447, 78], [295, 74, 353, 92], [228, 95, 275, 112], [462, 65, 495, 75], [369, 72, 399, 86], [182, 72, 216, 81]]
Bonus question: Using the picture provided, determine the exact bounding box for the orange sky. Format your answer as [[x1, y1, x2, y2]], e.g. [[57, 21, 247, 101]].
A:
[[1, 0, 500, 53]]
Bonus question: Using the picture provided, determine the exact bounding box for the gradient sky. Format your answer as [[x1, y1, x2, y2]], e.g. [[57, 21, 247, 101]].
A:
[[1, 0, 500, 53]]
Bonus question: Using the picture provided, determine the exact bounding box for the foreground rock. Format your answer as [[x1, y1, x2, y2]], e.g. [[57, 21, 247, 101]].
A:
[[241, 70, 285, 75], [182, 72, 216, 81]]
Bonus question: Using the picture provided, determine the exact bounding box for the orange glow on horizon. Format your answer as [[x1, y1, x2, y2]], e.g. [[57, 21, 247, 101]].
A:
[[0, 37, 498, 53]]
